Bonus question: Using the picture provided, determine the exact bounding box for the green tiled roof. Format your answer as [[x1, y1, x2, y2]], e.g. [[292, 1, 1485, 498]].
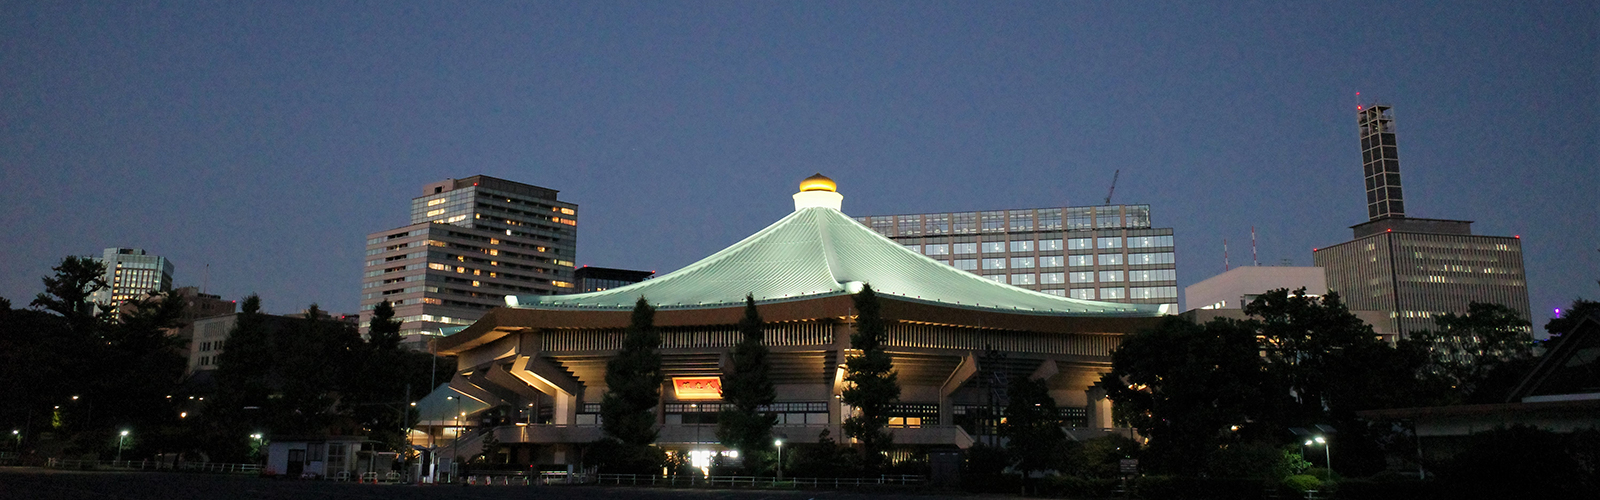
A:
[[508, 206, 1165, 317]]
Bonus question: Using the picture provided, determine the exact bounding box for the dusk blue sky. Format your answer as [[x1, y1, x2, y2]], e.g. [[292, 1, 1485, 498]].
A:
[[3, 2, 1593, 331]]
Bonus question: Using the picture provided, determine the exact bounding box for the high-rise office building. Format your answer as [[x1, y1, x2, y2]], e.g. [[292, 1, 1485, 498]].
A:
[[1314, 104, 1530, 337], [90, 248, 174, 305], [360, 176, 578, 346], [857, 205, 1178, 311]]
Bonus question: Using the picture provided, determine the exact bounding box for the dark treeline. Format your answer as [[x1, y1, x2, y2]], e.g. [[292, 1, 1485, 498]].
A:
[[1, 257, 448, 463], [1100, 287, 1597, 496]]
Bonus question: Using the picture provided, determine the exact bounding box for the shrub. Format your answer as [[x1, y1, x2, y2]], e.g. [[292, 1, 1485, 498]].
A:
[[1280, 474, 1322, 493]]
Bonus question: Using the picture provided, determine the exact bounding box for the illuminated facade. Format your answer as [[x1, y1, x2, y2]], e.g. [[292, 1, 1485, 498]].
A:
[[430, 175, 1165, 465], [90, 247, 175, 305], [855, 205, 1178, 311], [360, 176, 577, 346], [1314, 104, 1530, 337], [1314, 219, 1528, 337]]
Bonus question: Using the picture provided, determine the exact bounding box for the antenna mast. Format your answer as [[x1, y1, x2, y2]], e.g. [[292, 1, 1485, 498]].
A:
[[1224, 238, 1230, 271], [1251, 227, 1258, 267], [1104, 169, 1120, 205]]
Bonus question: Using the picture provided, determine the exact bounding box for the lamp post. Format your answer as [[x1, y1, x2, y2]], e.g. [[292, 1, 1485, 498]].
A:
[[1316, 436, 1330, 472], [250, 433, 263, 463], [11, 430, 19, 450], [117, 430, 129, 462], [774, 439, 784, 482], [1305, 437, 1331, 472]]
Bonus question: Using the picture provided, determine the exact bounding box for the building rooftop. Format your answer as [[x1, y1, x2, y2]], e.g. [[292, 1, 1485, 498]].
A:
[[506, 178, 1166, 317]]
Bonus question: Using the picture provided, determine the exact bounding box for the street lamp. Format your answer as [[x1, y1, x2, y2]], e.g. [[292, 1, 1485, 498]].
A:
[[11, 430, 19, 449], [774, 439, 784, 482], [1305, 436, 1331, 472], [117, 430, 129, 462]]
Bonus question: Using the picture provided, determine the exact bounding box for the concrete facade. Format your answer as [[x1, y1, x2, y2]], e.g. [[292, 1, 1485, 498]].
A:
[[360, 176, 578, 348]]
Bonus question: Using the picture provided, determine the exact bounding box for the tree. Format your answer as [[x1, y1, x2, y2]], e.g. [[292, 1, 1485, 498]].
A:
[[367, 300, 401, 351], [601, 297, 663, 447], [1408, 302, 1535, 402], [716, 294, 777, 472], [1000, 376, 1065, 478], [1244, 288, 1392, 425], [1546, 298, 1599, 339], [841, 283, 899, 470], [30, 256, 111, 336], [1102, 316, 1265, 474]]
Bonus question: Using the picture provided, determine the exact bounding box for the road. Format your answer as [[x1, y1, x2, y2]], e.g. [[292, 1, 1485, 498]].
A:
[[0, 468, 998, 500]]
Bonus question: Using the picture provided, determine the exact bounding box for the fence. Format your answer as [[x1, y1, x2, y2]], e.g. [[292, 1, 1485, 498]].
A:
[[44, 458, 262, 474], [594, 473, 924, 489]]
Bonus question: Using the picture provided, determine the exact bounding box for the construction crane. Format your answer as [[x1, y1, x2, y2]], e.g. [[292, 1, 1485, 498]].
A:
[[1104, 169, 1120, 205]]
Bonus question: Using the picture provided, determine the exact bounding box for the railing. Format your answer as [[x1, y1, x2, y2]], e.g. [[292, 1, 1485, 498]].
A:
[[44, 458, 262, 474], [594, 473, 924, 488], [454, 469, 594, 485]]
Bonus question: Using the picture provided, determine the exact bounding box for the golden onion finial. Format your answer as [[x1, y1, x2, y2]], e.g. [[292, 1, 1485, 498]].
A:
[[799, 173, 837, 192]]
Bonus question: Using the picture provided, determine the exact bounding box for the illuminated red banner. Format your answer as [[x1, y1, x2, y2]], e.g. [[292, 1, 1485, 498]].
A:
[[672, 377, 723, 400]]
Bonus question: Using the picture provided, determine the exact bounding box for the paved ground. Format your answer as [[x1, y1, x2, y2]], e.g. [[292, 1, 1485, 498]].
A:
[[0, 467, 998, 500]]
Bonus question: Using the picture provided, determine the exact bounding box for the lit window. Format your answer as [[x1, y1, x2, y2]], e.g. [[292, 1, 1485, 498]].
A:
[[982, 258, 1006, 270]]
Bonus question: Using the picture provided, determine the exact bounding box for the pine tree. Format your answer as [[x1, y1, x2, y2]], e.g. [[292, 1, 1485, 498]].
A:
[[367, 300, 402, 351], [717, 294, 777, 472], [30, 256, 111, 336], [601, 297, 663, 446], [841, 283, 899, 470]]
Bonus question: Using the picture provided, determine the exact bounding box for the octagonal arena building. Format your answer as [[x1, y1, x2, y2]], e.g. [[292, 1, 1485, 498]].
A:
[[431, 175, 1169, 465]]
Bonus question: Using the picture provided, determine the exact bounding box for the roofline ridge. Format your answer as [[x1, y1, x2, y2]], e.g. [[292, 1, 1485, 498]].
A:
[[514, 208, 823, 307]]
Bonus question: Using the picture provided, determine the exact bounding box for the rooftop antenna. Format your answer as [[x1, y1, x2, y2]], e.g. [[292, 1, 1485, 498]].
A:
[[203, 263, 210, 294], [1224, 238, 1230, 272], [1251, 227, 1259, 266], [1104, 169, 1120, 205]]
